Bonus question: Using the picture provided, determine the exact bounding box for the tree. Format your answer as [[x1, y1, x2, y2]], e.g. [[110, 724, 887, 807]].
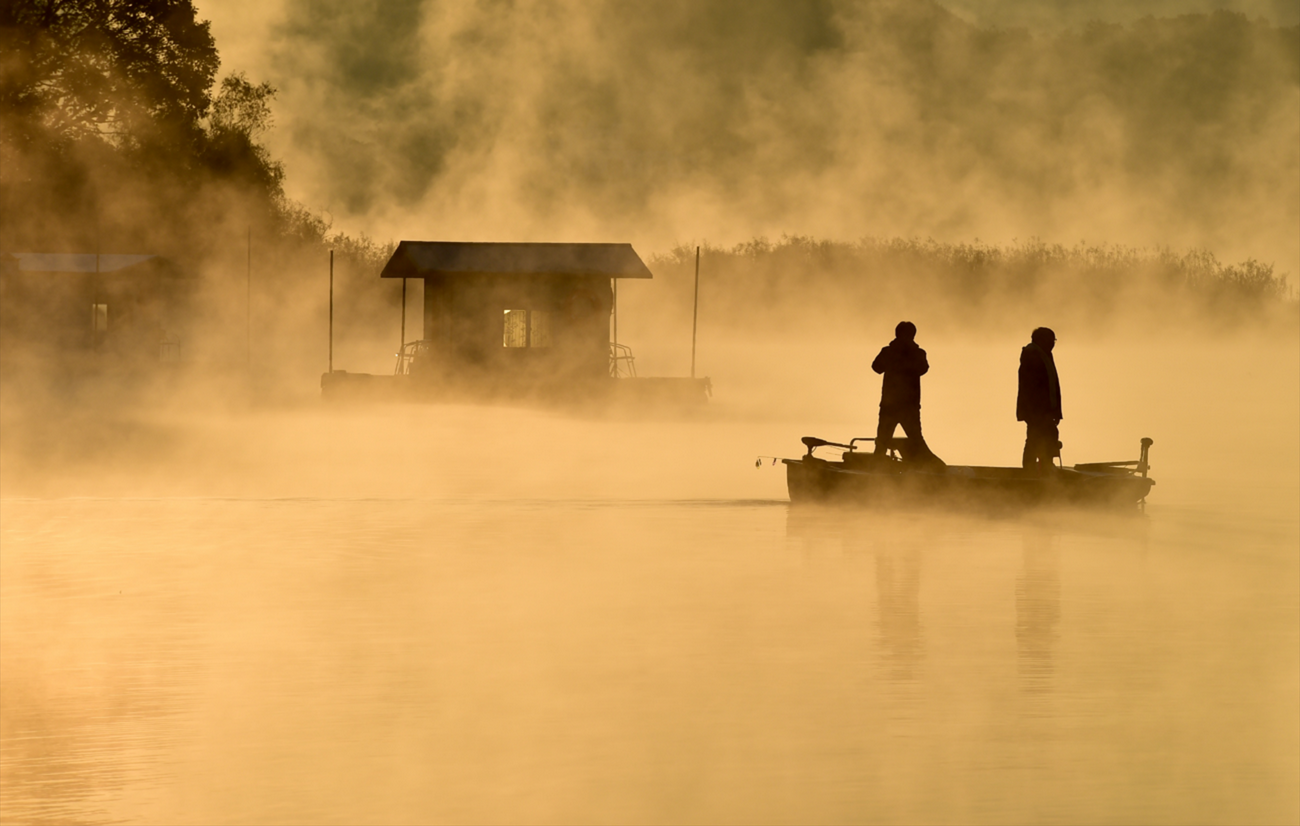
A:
[[0, 1, 286, 253], [0, 0, 218, 150], [202, 73, 285, 202]]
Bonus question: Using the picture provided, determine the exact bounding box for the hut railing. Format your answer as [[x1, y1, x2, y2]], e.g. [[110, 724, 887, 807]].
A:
[[395, 339, 431, 375], [610, 342, 637, 378]]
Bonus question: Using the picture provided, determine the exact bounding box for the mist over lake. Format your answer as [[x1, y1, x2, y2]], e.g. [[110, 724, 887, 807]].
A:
[[2, 0, 1298, 823]]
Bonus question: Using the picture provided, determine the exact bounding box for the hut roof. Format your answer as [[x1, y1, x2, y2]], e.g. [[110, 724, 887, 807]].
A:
[[380, 242, 653, 279], [0, 253, 168, 274]]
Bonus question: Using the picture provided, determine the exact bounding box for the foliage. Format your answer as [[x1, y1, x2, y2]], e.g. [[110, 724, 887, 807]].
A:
[[275, 201, 395, 278], [201, 73, 285, 198], [0, 0, 218, 148], [0, 0, 286, 261], [649, 235, 1296, 333], [209, 73, 274, 138]]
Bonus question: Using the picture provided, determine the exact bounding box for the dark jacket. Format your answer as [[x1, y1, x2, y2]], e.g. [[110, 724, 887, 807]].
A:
[[1016, 343, 1062, 422], [872, 338, 928, 411]]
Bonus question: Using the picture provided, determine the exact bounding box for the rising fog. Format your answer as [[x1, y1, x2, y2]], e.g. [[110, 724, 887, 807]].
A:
[[3, 6, 1299, 824], [3, 0, 1296, 395], [2, 0, 1298, 410], [208, 0, 1300, 278]]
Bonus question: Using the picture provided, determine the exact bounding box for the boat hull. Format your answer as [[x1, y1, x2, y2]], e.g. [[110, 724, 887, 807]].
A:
[[784, 457, 1154, 509]]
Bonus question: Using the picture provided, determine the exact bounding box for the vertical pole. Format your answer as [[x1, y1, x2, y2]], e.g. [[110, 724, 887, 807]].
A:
[[328, 250, 334, 374], [691, 245, 700, 379], [94, 228, 101, 351], [612, 277, 618, 346], [246, 226, 252, 368], [400, 277, 407, 355]]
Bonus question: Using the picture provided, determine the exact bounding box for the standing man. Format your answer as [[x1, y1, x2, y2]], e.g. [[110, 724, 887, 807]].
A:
[[872, 321, 942, 465], [1017, 327, 1062, 474]]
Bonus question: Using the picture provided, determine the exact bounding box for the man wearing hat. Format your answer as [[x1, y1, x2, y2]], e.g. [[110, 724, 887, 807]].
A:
[[1017, 327, 1062, 474]]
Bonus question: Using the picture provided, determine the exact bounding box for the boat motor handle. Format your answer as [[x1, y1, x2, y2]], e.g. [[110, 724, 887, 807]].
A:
[[1138, 437, 1153, 477], [801, 436, 852, 457]]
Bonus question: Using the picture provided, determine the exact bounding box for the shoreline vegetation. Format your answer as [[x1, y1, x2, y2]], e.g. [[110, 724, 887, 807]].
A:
[[646, 235, 1297, 334]]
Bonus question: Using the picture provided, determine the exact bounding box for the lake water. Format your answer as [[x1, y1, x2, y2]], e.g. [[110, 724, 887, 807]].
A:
[[2, 338, 1297, 824]]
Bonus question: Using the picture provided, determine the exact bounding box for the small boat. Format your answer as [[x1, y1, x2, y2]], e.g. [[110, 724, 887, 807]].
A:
[[781, 436, 1155, 509]]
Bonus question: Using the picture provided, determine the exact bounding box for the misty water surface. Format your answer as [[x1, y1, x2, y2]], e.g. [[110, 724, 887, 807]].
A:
[[1, 338, 1297, 825]]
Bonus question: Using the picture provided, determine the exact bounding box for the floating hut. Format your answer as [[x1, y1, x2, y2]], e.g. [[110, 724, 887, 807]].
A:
[[0, 253, 190, 370], [322, 241, 710, 406]]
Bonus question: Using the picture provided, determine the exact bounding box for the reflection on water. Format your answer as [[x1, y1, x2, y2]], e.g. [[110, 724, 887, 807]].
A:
[[1016, 530, 1059, 695], [874, 550, 923, 683], [2, 492, 1297, 825], [0, 501, 207, 826]]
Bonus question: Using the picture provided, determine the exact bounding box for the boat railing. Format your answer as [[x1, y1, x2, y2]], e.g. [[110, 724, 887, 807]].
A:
[[801, 436, 850, 457], [1073, 438, 1154, 477], [804, 435, 1154, 477], [802, 436, 906, 461]]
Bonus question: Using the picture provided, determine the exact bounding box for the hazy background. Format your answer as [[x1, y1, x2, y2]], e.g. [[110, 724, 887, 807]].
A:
[[2, 2, 1298, 824], [5, 0, 1296, 384], [202, 0, 1299, 278]]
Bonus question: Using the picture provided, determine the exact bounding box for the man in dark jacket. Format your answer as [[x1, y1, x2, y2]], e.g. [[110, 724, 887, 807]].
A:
[[1017, 327, 1062, 474], [872, 321, 941, 465]]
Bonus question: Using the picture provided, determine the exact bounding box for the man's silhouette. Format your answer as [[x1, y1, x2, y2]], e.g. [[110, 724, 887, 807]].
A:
[[872, 321, 941, 465], [1017, 327, 1062, 474]]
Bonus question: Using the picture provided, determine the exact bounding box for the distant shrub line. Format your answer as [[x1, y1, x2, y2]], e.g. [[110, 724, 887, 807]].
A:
[[649, 235, 1295, 331]]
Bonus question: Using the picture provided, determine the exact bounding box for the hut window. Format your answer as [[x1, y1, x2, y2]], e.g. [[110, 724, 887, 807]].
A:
[[503, 309, 528, 347], [529, 310, 552, 348], [503, 309, 552, 348], [91, 303, 109, 332]]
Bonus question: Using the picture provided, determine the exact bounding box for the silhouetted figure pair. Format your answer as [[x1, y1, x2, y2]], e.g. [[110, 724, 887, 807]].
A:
[[1017, 327, 1062, 475], [872, 321, 943, 467], [871, 322, 1063, 474]]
